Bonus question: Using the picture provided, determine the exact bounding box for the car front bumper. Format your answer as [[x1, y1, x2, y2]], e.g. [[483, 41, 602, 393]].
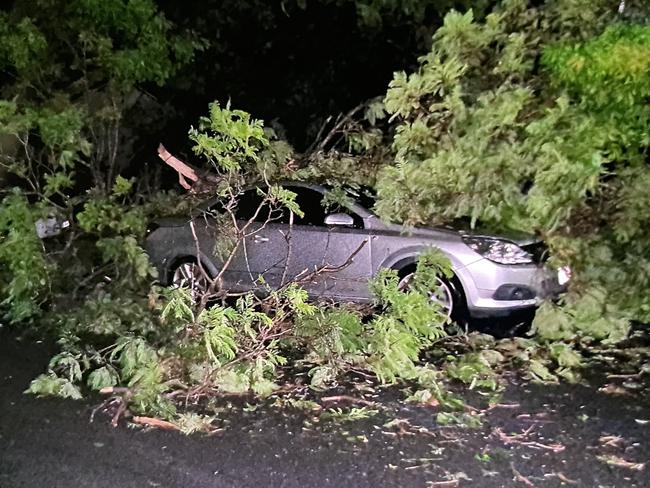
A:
[[456, 258, 568, 318]]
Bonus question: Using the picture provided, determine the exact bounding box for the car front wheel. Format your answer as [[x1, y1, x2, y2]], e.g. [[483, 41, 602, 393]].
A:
[[397, 272, 456, 319], [171, 260, 209, 302]]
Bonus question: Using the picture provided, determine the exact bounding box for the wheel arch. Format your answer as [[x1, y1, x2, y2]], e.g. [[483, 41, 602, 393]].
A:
[[382, 248, 468, 312], [379, 245, 465, 275]]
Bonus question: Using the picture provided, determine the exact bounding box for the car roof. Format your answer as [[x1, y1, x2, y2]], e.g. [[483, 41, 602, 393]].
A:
[[196, 181, 374, 218]]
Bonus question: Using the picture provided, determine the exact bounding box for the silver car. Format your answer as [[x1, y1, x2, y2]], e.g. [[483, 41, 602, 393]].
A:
[[145, 183, 568, 319]]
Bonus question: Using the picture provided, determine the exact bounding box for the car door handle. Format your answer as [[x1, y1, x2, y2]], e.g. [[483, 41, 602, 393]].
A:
[[254, 235, 269, 243]]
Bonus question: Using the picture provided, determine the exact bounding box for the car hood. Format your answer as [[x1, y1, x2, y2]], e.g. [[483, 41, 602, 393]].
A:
[[371, 218, 540, 246], [448, 225, 540, 246]]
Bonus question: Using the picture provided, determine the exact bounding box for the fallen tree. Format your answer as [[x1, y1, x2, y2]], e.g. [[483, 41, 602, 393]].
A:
[[1, 0, 649, 431]]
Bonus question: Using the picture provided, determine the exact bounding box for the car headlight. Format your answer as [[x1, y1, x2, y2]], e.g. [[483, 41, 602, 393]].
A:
[[463, 237, 533, 265]]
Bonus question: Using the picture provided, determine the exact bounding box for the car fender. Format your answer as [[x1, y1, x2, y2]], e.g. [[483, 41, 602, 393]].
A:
[[378, 245, 473, 301], [379, 244, 466, 273]]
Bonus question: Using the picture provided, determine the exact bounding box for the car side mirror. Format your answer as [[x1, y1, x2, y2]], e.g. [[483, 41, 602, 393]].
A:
[[324, 213, 354, 227]]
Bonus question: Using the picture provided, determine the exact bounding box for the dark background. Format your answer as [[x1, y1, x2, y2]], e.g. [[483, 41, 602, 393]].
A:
[[147, 0, 441, 152]]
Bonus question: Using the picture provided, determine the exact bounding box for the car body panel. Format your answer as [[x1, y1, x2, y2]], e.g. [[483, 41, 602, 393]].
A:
[[145, 183, 566, 318], [228, 221, 289, 291]]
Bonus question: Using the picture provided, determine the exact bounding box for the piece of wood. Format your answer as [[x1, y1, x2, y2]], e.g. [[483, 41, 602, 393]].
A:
[[426, 481, 459, 488], [511, 462, 534, 487], [99, 386, 130, 395], [132, 415, 180, 431], [157, 144, 200, 190], [320, 395, 376, 407]]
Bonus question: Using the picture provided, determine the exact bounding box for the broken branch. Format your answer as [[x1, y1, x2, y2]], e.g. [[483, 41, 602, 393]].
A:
[[321, 395, 376, 407], [157, 144, 200, 190], [132, 416, 180, 431]]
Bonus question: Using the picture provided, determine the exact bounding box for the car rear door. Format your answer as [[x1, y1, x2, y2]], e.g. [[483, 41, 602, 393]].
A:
[[218, 189, 290, 292]]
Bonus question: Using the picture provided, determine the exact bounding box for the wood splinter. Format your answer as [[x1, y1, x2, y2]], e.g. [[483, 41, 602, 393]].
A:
[[132, 415, 180, 431], [157, 143, 200, 190]]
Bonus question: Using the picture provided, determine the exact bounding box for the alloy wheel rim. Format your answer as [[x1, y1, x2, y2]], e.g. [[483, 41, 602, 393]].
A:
[[172, 262, 208, 301], [398, 273, 454, 318]]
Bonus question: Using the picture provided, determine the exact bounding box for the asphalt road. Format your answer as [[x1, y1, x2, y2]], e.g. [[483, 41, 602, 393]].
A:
[[2, 330, 650, 488]]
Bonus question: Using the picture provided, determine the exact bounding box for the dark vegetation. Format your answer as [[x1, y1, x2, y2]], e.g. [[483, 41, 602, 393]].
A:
[[1, 0, 650, 469]]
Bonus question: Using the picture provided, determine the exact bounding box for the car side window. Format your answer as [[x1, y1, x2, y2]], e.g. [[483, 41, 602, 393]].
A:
[[233, 189, 276, 222], [284, 186, 364, 228], [216, 186, 364, 228], [234, 190, 261, 220], [288, 187, 328, 226]]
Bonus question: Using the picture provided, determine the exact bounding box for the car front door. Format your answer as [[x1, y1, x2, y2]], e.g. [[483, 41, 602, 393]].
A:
[[280, 186, 373, 300]]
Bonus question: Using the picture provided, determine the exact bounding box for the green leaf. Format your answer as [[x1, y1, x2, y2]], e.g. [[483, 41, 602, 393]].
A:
[[87, 366, 118, 391]]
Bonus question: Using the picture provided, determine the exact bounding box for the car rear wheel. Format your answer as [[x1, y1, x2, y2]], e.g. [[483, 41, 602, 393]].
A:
[[171, 261, 209, 302], [397, 272, 455, 319]]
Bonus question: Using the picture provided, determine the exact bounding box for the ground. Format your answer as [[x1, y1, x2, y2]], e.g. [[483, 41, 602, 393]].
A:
[[1, 329, 649, 488]]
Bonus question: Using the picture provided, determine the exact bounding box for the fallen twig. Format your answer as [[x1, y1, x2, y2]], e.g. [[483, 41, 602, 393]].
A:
[[599, 435, 625, 448], [599, 383, 633, 396], [99, 386, 131, 395], [98, 386, 132, 427], [90, 397, 117, 423], [555, 472, 577, 485], [516, 413, 553, 424], [511, 462, 534, 486], [132, 416, 180, 431], [321, 395, 376, 407], [487, 402, 520, 410], [544, 472, 578, 485], [426, 480, 459, 487], [597, 454, 645, 471], [494, 427, 565, 453]]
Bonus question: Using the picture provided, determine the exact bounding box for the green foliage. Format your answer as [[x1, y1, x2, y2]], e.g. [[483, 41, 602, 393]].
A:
[[199, 307, 239, 363], [0, 191, 52, 323], [318, 0, 492, 29], [0, 101, 89, 191], [112, 337, 176, 417], [2, 0, 203, 89], [26, 374, 83, 400], [406, 364, 466, 410], [365, 262, 448, 382], [15, 0, 650, 430], [175, 413, 216, 435], [297, 249, 451, 385], [488, 334, 583, 384], [190, 101, 269, 174], [26, 351, 84, 399], [532, 291, 630, 344], [321, 407, 378, 422], [266, 185, 305, 218], [445, 352, 500, 391], [374, 0, 650, 337], [24, 241, 456, 422], [436, 411, 482, 428], [544, 24, 650, 118], [0, 14, 48, 75], [0, 0, 202, 194], [0, 0, 200, 333], [77, 182, 147, 237], [87, 366, 119, 391], [52, 290, 160, 337]]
